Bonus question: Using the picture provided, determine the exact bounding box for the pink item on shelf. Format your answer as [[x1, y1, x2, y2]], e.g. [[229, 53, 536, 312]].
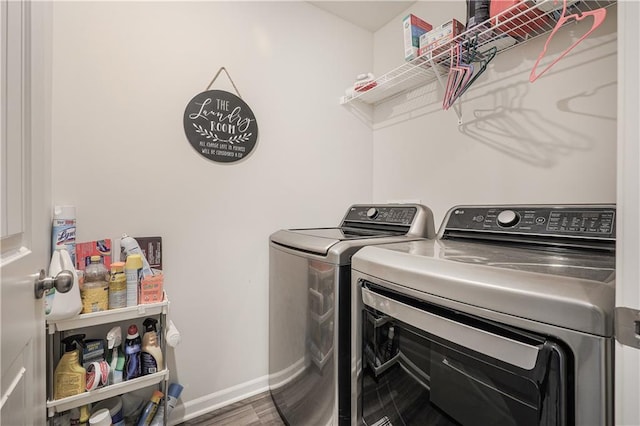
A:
[[76, 239, 112, 271], [139, 273, 164, 304], [530, 0, 607, 82]]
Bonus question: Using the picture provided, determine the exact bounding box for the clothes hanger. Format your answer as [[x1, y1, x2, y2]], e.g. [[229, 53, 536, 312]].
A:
[[443, 36, 496, 109], [443, 45, 460, 110], [454, 44, 475, 101], [458, 45, 498, 98], [444, 43, 474, 110], [529, 0, 607, 82]]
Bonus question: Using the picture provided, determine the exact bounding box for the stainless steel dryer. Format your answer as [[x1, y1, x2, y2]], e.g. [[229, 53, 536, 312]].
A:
[[351, 204, 615, 426], [269, 204, 435, 426]]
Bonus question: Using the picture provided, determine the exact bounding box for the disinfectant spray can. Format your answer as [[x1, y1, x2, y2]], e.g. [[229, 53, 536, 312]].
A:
[[52, 205, 77, 266], [124, 254, 143, 307]]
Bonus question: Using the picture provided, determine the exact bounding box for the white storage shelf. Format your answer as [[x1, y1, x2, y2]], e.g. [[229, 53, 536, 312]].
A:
[[46, 295, 170, 418], [340, 0, 616, 106], [47, 297, 169, 333], [46, 370, 169, 414]]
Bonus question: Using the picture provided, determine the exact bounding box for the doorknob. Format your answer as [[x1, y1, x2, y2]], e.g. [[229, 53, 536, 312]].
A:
[[34, 269, 74, 299]]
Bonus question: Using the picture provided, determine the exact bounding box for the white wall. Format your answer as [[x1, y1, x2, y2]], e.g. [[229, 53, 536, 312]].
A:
[[616, 3, 640, 424], [49, 1, 372, 420], [371, 2, 617, 226], [48, 0, 619, 421]]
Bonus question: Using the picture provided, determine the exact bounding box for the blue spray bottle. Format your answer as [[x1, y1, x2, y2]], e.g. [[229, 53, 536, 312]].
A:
[[124, 324, 142, 380]]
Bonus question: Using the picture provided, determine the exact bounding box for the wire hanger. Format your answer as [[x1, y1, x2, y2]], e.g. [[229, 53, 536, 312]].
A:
[[529, 0, 607, 83]]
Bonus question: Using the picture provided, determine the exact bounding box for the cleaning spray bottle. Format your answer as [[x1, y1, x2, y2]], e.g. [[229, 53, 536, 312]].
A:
[[120, 234, 153, 277], [54, 334, 86, 399], [106, 327, 125, 384], [149, 383, 183, 426], [124, 325, 142, 380], [136, 390, 163, 426], [141, 318, 163, 375], [45, 247, 82, 321]]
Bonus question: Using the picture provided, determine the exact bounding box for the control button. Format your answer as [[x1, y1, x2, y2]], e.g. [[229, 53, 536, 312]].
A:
[[472, 215, 484, 223], [366, 207, 379, 219], [535, 217, 546, 224], [497, 210, 520, 227]]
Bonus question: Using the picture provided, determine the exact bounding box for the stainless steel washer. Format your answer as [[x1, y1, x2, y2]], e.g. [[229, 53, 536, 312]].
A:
[[351, 204, 615, 426], [269, 204, 435, 426]]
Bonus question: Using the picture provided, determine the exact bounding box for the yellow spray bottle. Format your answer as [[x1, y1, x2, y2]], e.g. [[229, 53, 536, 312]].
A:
[[54, 334, 86, 399]]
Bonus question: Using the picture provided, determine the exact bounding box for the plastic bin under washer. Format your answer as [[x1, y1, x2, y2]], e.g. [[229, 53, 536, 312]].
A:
[[268, 204, 435, 426]]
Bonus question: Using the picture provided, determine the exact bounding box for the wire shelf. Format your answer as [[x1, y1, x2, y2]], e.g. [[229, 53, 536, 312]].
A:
[[340, 0, 616, 106]]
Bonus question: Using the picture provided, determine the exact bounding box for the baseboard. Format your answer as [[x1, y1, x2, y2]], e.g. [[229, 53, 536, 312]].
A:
[[170, 375, 270, 425], [267, 355, 307, 390]]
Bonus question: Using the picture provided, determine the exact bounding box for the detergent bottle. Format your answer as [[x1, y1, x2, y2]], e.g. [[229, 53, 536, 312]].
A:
[[124, 325, 142, 380], [141, 318, 163, 375], [44, 247, 82, 320], [54, 334, 86, 399]]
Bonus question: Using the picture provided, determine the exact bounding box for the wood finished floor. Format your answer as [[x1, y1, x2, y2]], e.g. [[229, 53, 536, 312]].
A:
[[180, 391, 285, 426]]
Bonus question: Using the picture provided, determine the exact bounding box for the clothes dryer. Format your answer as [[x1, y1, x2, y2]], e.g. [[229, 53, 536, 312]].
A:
[[269, 204, 435, 426], [351, 204, 615, 426]]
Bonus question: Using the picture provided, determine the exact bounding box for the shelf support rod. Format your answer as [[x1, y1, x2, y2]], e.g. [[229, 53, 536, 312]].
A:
[[428, 56, 462, 124]]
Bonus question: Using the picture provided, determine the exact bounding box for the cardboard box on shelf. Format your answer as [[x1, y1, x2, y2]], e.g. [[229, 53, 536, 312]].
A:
[[403, 14, 433, 61], [76, 239, 112, 271], [134, 236, 162, 270], [418, 19, 465, 61], [140, 273, 164, 305]]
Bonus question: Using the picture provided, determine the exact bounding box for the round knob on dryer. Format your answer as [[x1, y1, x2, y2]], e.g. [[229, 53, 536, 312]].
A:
[[367, 208, 379, 219], [497, 210, 520, 227]]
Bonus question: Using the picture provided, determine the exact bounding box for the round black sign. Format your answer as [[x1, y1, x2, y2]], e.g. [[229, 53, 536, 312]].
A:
[[183, 90, 258, 163]]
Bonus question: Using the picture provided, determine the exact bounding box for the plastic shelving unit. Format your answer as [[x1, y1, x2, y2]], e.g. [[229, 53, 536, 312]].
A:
[[46, 295, 170, 422]]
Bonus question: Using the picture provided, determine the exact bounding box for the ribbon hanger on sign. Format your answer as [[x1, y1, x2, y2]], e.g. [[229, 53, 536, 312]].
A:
[[206, 67, 243, 98]]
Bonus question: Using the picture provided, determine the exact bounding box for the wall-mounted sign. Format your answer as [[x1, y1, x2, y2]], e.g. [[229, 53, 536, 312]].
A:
[[183, 90, 258, 163]]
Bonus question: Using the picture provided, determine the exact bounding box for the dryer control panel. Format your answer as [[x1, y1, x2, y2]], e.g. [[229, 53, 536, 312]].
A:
[[443, 205, 616, 241], [343, 205, 417, 226]]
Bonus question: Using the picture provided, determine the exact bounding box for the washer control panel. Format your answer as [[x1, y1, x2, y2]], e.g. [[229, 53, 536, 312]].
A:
[[444, 205, 616, 239], [343, 205, 417, 226]]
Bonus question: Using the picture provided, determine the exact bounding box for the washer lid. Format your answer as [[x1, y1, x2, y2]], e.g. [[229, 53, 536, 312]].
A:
[[270, 228, 401, 256], [352, 239, 615, 336], [436, 239, 615, 282]]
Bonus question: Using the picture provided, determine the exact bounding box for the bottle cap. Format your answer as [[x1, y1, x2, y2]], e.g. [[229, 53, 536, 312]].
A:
[[92, 397, 123, 424], [106, 326, 122, 349], [143, 318, 158, 332], [125, 254, 143, 269], [127, 325, 138, 337], [61, 334, 86, 352], [168, 383, 184, 398], [90, 255, 101, 263], [110, 262, 125, 272], [150, 390, 164, 403], [88, 408, 112, 426], [53, 205, 76, 220]]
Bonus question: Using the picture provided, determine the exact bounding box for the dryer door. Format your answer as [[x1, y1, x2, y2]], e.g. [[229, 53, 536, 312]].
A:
[[359, 283, 570, 426]]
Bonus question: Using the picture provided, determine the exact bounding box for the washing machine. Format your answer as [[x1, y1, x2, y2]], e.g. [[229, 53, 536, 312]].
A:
[[269, 204, 435, 426], [351, 204, 615, 426]]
